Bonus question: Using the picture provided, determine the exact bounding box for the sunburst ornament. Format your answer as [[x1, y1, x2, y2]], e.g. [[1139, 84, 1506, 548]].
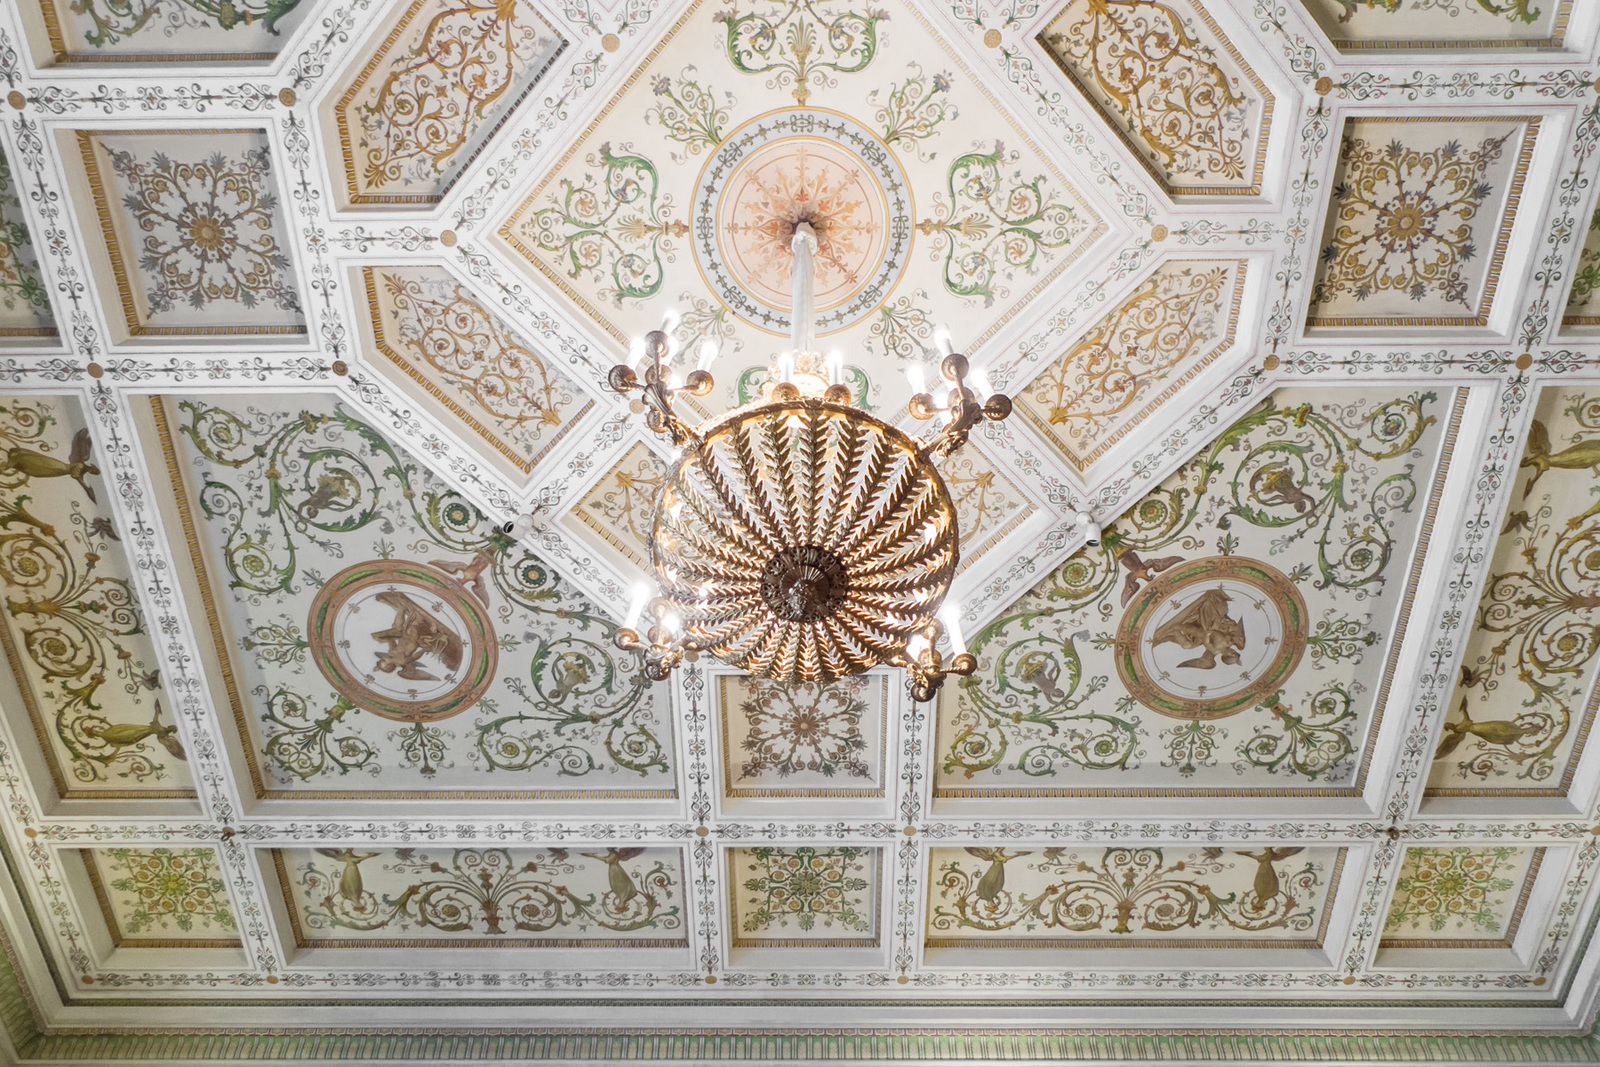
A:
[[605, 223, 1012, 701]]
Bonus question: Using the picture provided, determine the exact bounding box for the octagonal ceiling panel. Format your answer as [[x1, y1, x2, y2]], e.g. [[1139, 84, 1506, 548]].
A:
[[935, 386, 1461, 800], [147, 394, 674, 803], [494, 0, 1106, 416], [357, 264, 596, 482], [1037, 0, 1273, 198], [322, 0, 567, 210]]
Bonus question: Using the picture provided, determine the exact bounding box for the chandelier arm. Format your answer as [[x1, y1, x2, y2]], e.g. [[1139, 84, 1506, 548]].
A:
[[729, 420, 794, 547], [796, 405, 823, 543], [819, 423, 891, 550], [848, 524, 955, 577], [813, 411, 860, 548], [668, 493, 777, 573]]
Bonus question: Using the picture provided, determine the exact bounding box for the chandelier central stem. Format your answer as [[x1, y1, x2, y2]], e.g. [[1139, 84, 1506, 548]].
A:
[[789, 220, 818, 358]]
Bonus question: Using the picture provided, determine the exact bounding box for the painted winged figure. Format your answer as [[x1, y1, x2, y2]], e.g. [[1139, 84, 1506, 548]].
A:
[[1150, 588, 1246, 670], [370, 590, 464, 681]]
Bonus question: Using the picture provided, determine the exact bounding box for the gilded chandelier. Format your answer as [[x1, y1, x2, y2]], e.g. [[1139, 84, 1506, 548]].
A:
[[607, 223, 1012, 701]]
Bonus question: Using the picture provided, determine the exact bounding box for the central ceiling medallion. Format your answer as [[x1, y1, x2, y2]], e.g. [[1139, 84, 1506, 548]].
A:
[[693, 112, 910, 335], [610, 211, 1004, 699]]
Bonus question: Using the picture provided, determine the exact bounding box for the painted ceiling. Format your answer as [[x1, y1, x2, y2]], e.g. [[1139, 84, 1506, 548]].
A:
[[0, 0, 1598, 1054]]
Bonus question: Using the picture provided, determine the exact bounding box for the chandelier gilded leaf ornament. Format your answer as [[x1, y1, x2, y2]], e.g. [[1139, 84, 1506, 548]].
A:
[[606, 222, 1011, 700]]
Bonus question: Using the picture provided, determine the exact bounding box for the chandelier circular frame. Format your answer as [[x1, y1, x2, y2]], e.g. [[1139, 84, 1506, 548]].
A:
[[651, 396, 960, 684]]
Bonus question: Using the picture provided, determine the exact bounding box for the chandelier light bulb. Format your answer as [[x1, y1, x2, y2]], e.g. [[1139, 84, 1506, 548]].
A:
[[971, 364, 993, 400], [661, 306, 681, 334], [941, 603, 967, 658], [624, 583, 652, 631], [907, 364, 926, 393], [827, 349, 844, 386], [698, 340, 718, 372], [629, 337, 648, 370], [934, 326, 953, 357]]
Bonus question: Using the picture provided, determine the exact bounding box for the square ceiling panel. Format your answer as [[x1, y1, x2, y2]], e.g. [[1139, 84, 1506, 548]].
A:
[[68, 129, 306, 341], [1307, 116, 1537, 330]]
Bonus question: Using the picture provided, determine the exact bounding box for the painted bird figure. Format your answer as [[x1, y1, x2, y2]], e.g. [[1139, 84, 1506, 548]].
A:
[[0, 429, 100, 501], [1234, 847, 1304, 902], [963, 847, 1032, 903], [1433, 696, 1543, 760], [1521, 420, 1600, 499], [581, 847, 647, 906], [314, 848, 380, 903], [1118, 549, 1185, 607]]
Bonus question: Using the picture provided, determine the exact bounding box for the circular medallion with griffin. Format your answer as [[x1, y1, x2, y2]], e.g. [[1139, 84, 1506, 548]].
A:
[[692, 110, 910, 335], [308, 559, 497, 722], [1115, 556, 1308, 720]]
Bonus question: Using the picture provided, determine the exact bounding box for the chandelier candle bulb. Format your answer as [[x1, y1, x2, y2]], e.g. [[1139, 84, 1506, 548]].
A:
[[827, 350, 844, 386], [697, 341, 718, 372], [941, 604, 967, 658], [624, 584, 651, 631], [934, 326, 953, 358]]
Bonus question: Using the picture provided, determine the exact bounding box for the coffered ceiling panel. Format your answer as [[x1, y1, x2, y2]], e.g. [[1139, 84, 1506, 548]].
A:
[[324, 0, 566, 209], [68, 129, 305, 340], [0, 148, 52, 343], [23, 0, 313, 64], [359, 264, 595, 481], [1299, 0, 1573, 51], [1038, 0, 1272, 197], [1308, 116, 1537, 330], [1428, 385, 1600, 800], [151, 394, 674, 801], [1013, 257, 1247, 473], [274, 845, 689, 947], [935, 386, 1459, 799], [926, 845, 1345, 948], [0, 395, 193, 800]]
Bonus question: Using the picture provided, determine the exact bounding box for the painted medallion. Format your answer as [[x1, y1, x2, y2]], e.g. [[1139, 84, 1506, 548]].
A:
[[693, 111, 910, 336], [307, 559, 497, 722], [1116, 556, 1307, 720]]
